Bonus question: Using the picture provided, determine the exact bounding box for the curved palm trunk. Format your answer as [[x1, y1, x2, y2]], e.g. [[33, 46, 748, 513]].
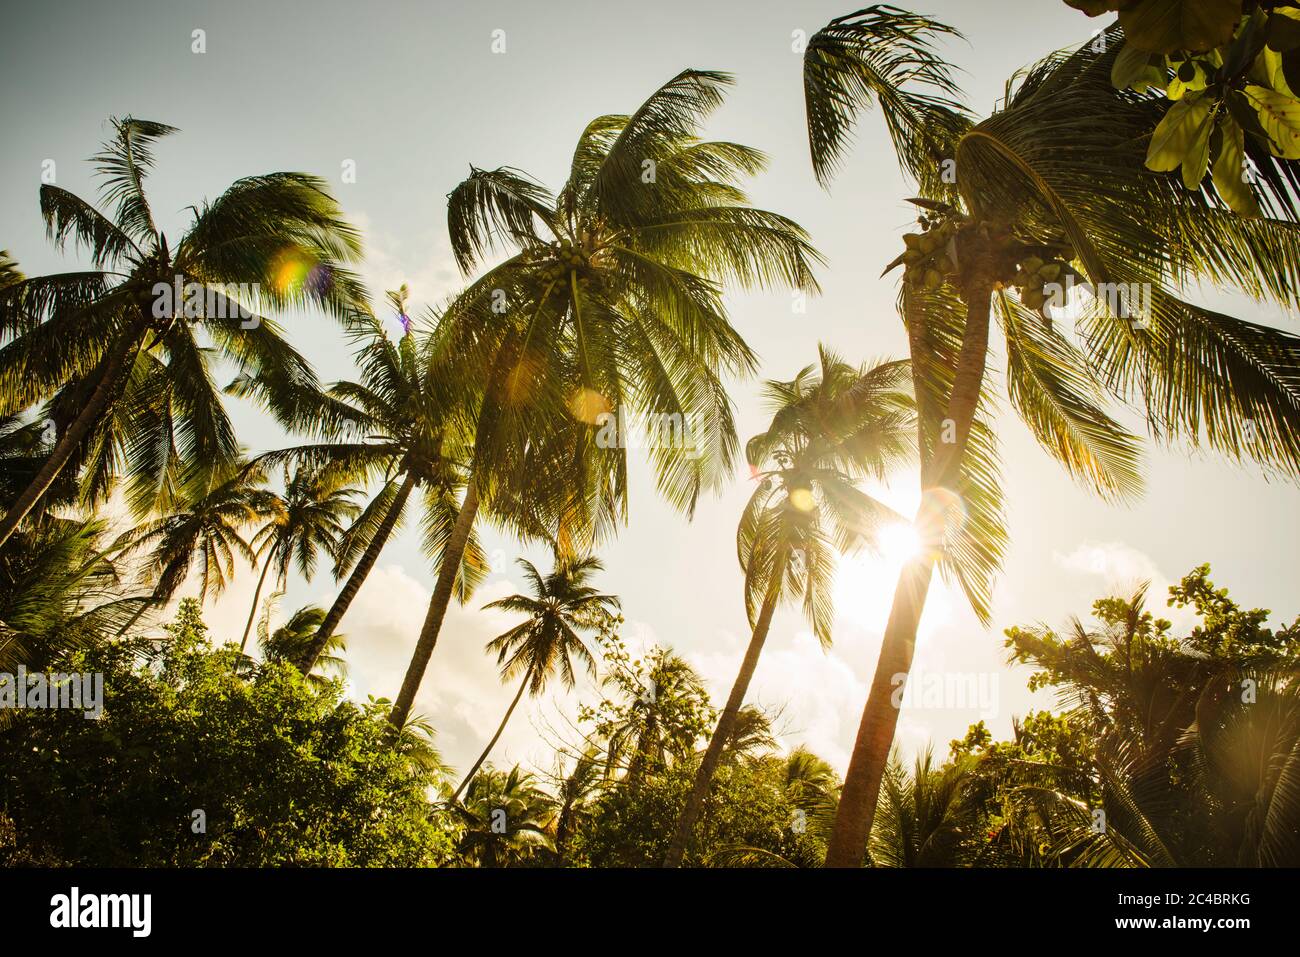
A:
[[451, 668, 532, 803], [0, 317, 145, 549], [239, 553, 276, 654], [388, 480, 480, 732], [297, 471, 416, 674], [823, 276, 993, 868], [664, 551, 788, 867]]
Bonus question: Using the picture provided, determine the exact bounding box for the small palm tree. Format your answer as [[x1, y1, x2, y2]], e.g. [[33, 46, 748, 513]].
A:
[[554, 746, 604, 858], [386, 69, 823, 732], [452, 765, 555, 867], [258, 604, 348, 686], [869, 749, 981, 867], [600, 649, 714, 785], [664, 351, 914, 866], [0, 517, 139, 677], [783, 746, 840, 841], [0, 118, 367, 547], [239, 465, 360, 652], [118, 461, 278, 634], [450, 555, 619, 801]]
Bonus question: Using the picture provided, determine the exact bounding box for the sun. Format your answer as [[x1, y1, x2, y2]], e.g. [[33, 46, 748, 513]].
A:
[[878, 522, 922, 564]]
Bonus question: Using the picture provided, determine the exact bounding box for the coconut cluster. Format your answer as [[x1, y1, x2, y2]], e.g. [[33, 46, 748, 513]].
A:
[[897, 215, 1080, 318], [901, 219, 960, 292], [537, 237, 599, 291]]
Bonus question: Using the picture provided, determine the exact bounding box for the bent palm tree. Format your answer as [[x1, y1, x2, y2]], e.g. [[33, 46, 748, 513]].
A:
[[387, 69, 823, 732], [0, 117, 366, 547], [664, 350, 914, 866], [244, 291, 488, 674], [804, 6, 1300, 866], [451, 555, 618, 801], [239, 465, 360, 652]]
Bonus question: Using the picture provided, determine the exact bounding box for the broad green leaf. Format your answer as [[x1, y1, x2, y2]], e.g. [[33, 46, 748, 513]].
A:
[[1261, 47, 1298, 97], [1266, 7, 1300, 53], [1112, 43, 1165, 92], [1244, 84, 1300, 158], [1120, 0, 1241, 55], [1145, 95, 1216, 188], [1211, 117, 1261, 216], [1167, 58, 1210, 99]]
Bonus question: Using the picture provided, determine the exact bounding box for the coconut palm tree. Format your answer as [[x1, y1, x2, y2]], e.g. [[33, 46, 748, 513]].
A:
[[117, 461, 278, 634], [450, 555, 619, 802], [0, 117, 367, 548], [386, 69, 824, 732], [452, 765, 555, 867], [554, 745, 604, 858], [802, 7, 1300, 866], [238, 465, 360, 653], [243, 290, 489, 674], [869, 749, 981, 867], [664, 350, 915, 866], [600, 648, 714, 786], [783, 746, 840, 841], [257, 603, 349, 685], [0, 517, 140, 679]]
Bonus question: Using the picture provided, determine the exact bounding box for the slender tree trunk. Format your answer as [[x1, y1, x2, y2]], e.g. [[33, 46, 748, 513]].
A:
[[388, 480, 480, 732], [0, 317, 145, 549], [664, 551, 788, 867], [823, 273, 994, 868], [297, 471, 416, 674], [450, 668, 531, 803], [239, 554, 276, 654]]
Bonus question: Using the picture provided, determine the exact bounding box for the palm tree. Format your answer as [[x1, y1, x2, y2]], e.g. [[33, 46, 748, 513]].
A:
[[0, 517, 140, 679], [664, 350, 914, 865], [239, 465, 360, 653], [258, 604, 349, 686], [245, 291, 489, 674], [450, 555, 619, 802], [783, 746, 840, 841], [0, 117, 367, 548], [117, 461, 278, 634], [452, 765, 555, 867], [553, 746, 604, 858], [802, 7, 1300, 866], [599, 648, 715, 786], [869, 749, 980, 867], [386, 69, 823, 732]]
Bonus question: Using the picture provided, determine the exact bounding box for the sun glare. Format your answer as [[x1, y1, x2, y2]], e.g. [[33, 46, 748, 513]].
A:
[[879, 522, 922, 564]]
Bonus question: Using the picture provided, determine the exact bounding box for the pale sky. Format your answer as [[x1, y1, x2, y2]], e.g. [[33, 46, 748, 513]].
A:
[[2, 0, 1297, 776]]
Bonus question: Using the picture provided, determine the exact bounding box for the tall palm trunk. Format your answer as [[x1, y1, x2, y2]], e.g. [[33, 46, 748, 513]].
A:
[[0, 316, 146, 549], [388, 480, 480, 731], [823, 273, 993, 868], [297, 471, 416, 674], [239, 553, 276, 654], [664, 551, 789, 867], [450, 666, 532, 803]]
